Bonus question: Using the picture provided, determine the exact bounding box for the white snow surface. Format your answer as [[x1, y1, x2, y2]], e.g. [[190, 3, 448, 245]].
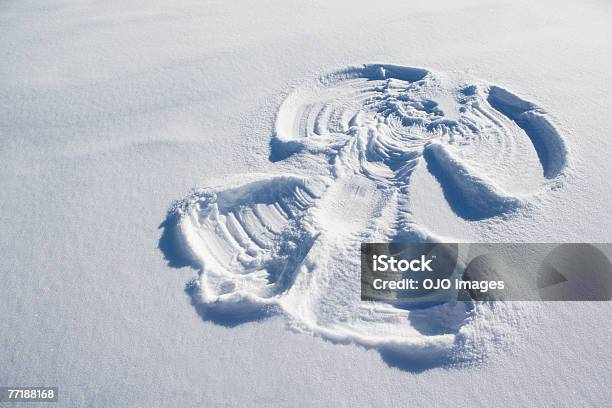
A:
[[167, 65, 566, 365], [1, 0, 612, 407]]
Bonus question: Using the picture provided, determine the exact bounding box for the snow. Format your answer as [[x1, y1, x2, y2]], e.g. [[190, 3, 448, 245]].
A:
[[1, 0, 612, 407]]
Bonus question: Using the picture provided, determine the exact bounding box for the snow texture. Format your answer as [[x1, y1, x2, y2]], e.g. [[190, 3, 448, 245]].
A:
[[2, 0, 612, 407], [162, 64, 567, 367]]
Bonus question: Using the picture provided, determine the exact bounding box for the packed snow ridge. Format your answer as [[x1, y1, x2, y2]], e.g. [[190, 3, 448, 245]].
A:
[[162, 64, 568, 369]]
